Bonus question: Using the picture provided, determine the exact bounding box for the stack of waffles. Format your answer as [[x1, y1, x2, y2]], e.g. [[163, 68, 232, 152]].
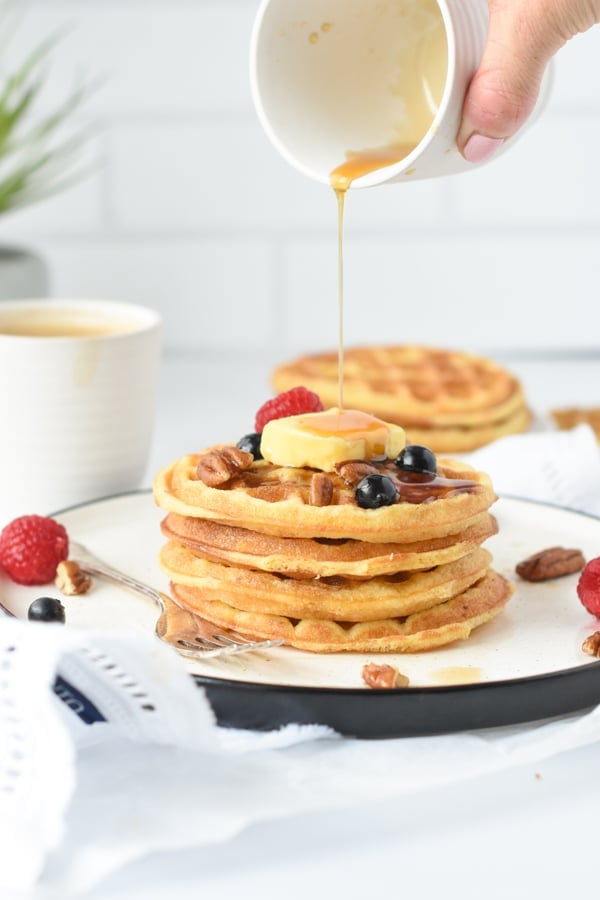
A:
[[154, 427, 513, 653], [271, 345, 531, 453]]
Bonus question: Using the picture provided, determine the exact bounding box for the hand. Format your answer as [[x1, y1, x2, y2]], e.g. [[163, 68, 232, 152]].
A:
[[457, 0, 600, 162]]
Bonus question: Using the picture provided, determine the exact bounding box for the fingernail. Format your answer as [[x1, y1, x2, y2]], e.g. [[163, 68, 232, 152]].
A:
[[463, 134, 505, 164]]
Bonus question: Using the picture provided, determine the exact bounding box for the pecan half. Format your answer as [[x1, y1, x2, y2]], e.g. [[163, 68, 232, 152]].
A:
[[515, 547, 585, 582], [196, 446, 253, 486], [361, 662, 409, 689], [582, 632, 600, 658], [309, 472, 333, 506], [55, 560, 93, 595], [335, 460, 379, 486]]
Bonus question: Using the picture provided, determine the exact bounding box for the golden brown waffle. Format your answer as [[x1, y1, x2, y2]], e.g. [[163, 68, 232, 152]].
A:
[[271, 345, 530, 452], [397, 405, 531, 454], [161, 511, 498, 579], [154, 451, 497, 544], [170, 570, 513, 653]]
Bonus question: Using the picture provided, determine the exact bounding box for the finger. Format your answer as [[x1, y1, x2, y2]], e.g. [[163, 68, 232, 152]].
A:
[[457, 1, 566, 161]]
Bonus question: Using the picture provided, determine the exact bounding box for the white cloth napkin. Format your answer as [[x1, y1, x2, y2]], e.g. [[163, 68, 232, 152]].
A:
[[464, 423, 600, 518], [1, 425, 599, 896]]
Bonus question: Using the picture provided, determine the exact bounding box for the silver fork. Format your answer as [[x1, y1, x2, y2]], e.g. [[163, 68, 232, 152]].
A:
[[69, 540, 283, 660]]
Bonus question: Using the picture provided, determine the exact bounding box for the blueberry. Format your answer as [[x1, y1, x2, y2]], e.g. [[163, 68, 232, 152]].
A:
[[27, 596, 66, 624], [355, 474, 399, 509], [236, 432, 263, 460], [395, 444, 437, 475]]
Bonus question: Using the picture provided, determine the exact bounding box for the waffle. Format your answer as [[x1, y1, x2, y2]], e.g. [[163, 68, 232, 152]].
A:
[[169, 570, 513, 653], [396, 405, 531, 454], [160, 510, 498, 579], [271, 345, 531, 452], [160, 543, 493, 621], [154, 451, 497, 544]]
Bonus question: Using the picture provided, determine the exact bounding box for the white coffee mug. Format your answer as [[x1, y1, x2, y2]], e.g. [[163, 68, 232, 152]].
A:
[[250, 0, 550, 187], [0, 299, 161, 523]]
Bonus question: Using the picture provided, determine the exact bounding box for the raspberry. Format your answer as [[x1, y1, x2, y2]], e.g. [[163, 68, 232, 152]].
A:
[[577, 557, 600, 617], [0, 515, 69, 586], [254, 386, 324, 433]]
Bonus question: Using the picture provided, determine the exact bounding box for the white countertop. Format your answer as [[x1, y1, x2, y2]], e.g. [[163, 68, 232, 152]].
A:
[[20, 353, 600, 900]]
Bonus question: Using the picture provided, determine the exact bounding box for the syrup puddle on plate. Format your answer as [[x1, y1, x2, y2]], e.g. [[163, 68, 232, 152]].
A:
[[428, 666, 484, 686]]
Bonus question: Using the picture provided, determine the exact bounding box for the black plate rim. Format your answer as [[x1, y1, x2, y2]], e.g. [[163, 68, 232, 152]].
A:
[[192, 660, 600, 738], [192, 656, 600, 698]]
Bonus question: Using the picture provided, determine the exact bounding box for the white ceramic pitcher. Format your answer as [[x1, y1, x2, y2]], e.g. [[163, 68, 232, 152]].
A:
[[250, 0, 551, 188]]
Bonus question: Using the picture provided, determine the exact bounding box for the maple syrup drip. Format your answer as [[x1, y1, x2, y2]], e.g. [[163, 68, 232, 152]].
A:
[[329, 144, 418, 194], [389, 469, 481, 505], [299, 408, 387, 437], [297, 409, 389, 453]]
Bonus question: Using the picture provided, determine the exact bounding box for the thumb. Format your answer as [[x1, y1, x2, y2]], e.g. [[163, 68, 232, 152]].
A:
[[457, 2, 565, 162]]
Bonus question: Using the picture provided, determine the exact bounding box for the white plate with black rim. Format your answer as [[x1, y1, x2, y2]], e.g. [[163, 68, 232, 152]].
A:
[[2, 491, 599, 738]]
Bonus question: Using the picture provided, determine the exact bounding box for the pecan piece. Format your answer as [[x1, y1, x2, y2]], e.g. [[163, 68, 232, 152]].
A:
[[361, 662, 409, 689], [196, 446, 253, 486], [309, 472, 333, 506], [55, 560, 93, 595], [582, 632, 600, 658], [515, 547, 585, 582], [335, 460, 379, 486], [581, 631, 600, 659]]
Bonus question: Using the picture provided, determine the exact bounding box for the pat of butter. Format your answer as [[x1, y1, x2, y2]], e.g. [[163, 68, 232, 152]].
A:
[[260, 408, 405, 472]]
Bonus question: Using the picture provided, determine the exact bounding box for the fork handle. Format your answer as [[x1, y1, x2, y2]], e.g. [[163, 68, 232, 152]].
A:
[[74, 552, 166, 613]]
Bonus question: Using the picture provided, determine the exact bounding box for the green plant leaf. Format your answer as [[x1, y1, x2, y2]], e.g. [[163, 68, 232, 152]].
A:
[[0, 11, 93, 214], [0, 33, 59, 108]]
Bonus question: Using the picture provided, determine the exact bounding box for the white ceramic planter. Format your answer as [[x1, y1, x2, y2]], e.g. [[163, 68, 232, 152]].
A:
[[0, 245, 49, 299]]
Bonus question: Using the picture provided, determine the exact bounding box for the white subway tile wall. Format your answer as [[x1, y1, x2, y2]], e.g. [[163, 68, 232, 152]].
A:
[[0, 0, 599, 356]]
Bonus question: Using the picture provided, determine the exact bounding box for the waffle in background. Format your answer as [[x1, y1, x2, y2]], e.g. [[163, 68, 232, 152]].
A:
[[271, 345, 531, 454], [551, 407, 600, 443]]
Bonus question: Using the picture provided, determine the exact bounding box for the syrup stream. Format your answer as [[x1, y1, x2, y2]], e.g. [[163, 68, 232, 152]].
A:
[[329, 145, 418, 414], [336, 188, 345, 410]]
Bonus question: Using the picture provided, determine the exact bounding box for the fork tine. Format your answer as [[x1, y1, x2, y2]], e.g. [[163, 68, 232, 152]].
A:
[[175, 636, 282, 659], [193, 635, 230, 649], [194, 631, 283, 652], [177, 637, 239, 654], [175, 641, 241, 660], [221, 638, 283, 653], [213, 633, 253, 647], [192, 634, 253, 650], [187, 636, 283, 656]]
